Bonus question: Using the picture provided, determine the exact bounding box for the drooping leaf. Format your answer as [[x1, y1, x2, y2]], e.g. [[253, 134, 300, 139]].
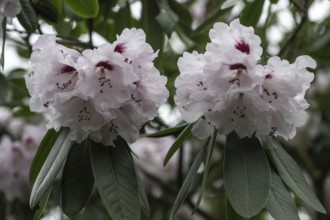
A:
[[142, 124, 187, 138], [61, 138, 94, 217], [268, 139, 326, 213], [266, 171, 299, 220], [29, 129, 60, 183], [224, 132, 271, 218], [240, 0, 265, 27], [17, 0, 38, 33], [91, 139, 140, 220], [30, 128, 72, 208], [64, 0, 99, 18], [193, 129, 217, 212], [169, 137, 210, 220], [33, 187, 52, 220], [163, 123, 193, 166]]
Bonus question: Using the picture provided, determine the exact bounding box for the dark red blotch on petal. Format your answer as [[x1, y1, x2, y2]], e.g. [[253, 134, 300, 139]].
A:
[[60, 65, 76, 74], [96, 61, 114, 71], [114, 43, 126, 54], [235, 40, 250, 54], [229, 63, 247, 70], [265, 73, 273, 79]]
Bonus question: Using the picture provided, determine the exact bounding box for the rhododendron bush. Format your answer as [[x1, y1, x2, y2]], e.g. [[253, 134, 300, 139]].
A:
[[1, 0, 330, 220]]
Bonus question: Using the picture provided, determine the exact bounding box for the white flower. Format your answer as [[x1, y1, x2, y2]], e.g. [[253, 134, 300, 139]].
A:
[[113, 28, 157, 74], [259, 56, 315, 140], [175, 19, 315, 140], [26, 29, 168, 145], [26, 34, 81, 113], [76, 43, 137, 114]]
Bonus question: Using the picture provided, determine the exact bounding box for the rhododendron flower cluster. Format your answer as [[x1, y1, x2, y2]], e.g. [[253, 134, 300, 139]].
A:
[[0, 0, 21, 36], [25, 28, 168, 146], [175, 19, 315, 140]]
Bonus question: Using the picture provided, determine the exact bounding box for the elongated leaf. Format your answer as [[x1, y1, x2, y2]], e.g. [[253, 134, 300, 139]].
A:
[[118, 136, 150, 216], [135, 164, 150, 217], [29, 129, 60, 183], [268, 139, 326, 213], [91, 140, 140, 220], [33, 187, 52, 220], [193, 129, 217, 212], [61, 138, 94, 217], [266, 171, 299, 220], [163, 124, 193, 166], [64, 0, 99, 18], [142, 124, 187, 138], [30, 128, 72, 208], [224, 132, 271, 218], [17, 0, 38, 33], [1, 18, 6, 68], [169, 137, 210, 220], [240, 0, 265, 27]]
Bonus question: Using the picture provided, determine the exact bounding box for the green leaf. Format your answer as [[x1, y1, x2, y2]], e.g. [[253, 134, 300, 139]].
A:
[[64, 0, 99, 18], [169, 137, 210, 220], [142, 124, 187, 138], [1, 18, 6, 68], [141, 0, 164, 50], [240, 0, 265, 27], [33, 187, 52, 220], [91, 139, 140, 220], [163, 123, 193, 166], [61, 138, 94, 217], [136, 168, 150, 217], [17, 0, 38, 33], [193, 129, 217, 212], [29, 129, 60, 183], [266, 171, 299, 220], [268, 139, 326, 213], [224, 132, 271, 218], [0, 73, 12, 105], [30, 128, 72, 208]]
